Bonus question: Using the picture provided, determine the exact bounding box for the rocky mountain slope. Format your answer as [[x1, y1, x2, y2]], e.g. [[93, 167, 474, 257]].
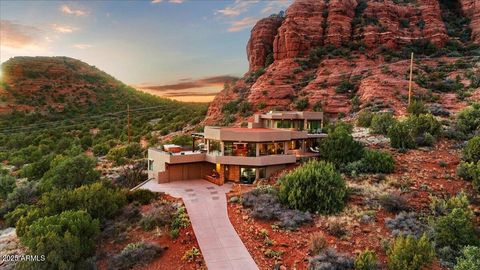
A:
[[0, 56, 169, 115], [205, 0, 480, 125]]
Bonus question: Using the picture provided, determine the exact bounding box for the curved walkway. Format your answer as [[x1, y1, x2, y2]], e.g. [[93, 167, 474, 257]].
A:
[[140, 179, 259, 270]]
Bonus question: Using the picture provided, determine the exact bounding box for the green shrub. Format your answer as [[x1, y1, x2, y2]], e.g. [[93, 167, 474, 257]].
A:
[[278, 160, 347, 214], [433, 207, 479, 252], [361, 150, 395, 174], [127, 189, 157, 205], [357, 111, 374, 127], [370, 113, 396, 135], [405, 114, 441, 138], [40, 154, 100, 191], [387, 234, 435, 270], [388, 121, 416, 149], [0, 173, 15, 199], [295, 98, 309, 110], [463, 136, 480, 163], [454, 246, 480, 270], [39, 182, 127, 221], [17, 210, 100, 270], [407, 100, 427, 115], [107, 146, 128, 166], [320, 125, 364, 165], [456, 103, 480, 136], [93, 143, 109, 156], [355, 249, 378, 270]]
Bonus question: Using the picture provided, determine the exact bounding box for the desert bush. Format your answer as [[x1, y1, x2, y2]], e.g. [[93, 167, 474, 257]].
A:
[[370, 113, 396, 135], [0, 181, 39, 215], [385, 212, 426, 238], [454, 246, 480, 270], [295, 98, 309, 110], [433, 207, 479, 253], [139, 201, 177, 231], [242, 187, 312, 229], [309, 248, 354, 270], [326, 219, 347, 238], [429, 192, 470, 217], [387, 234, 435, 270], [357, 111, 374, 127], [458, 162, 480, 192], [93, 143, 109, 156], [407, 114, 441, 136], [39, 182, 126, 221], [109, 241, 164, 270], [18, 210, 100, 270], [388, 121, 416, 149], [183, 247, 201, 262], [456, 103, 480, 137], [40, 154, 100, 191], [361, 150, 395, 174], [354, 249, 378, 270], [320, 126, 364, 165], [279, 160, 347, 214], [170, 206, 189, 238], [407, 100, 427, 116], [309, 233, 327, 255], [0, 173, 15, 199], [378, 193, 410, 213], [127, 189, 157, 205], [463, 136, 480, 163]]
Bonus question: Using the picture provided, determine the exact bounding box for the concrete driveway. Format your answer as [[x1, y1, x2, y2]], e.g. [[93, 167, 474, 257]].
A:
[[140, 179, 259, 270]]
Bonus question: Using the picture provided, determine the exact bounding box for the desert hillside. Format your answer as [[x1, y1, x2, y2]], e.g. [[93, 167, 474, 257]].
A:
[[205, 0, 480, 125]]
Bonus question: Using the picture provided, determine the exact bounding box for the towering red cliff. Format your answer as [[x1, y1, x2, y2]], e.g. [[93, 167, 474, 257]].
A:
[[205, 0, 480, 125]]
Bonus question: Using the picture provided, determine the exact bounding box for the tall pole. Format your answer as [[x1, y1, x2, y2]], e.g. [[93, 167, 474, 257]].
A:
[[408, 52, 414, 106], [127, 104, 131, 144]]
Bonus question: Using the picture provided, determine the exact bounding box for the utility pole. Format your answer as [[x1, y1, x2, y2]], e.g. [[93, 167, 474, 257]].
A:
[[408, 52, 414, 106], [127, 104, 131, 144]]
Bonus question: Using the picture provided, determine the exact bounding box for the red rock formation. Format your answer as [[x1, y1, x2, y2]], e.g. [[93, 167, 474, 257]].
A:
[[247, 16, 284, 72], [205, 0, 480, 125], [273, 0, 326, 60], [460, 0, 480, 43]]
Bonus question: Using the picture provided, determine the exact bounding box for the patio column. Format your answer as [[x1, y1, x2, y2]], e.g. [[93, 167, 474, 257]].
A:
[[256, 143, 260, 157]]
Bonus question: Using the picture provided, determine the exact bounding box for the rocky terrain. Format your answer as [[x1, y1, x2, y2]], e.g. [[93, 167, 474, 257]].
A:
[[205, 0, 480, 125], [0, 57, 126, 114]]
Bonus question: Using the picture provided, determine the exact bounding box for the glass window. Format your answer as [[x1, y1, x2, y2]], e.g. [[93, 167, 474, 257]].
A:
[[240, 167, 256, 184], [148, 159, 154, 171], [224, 142, 256, 157], [208, 140, 221, 155], [288, 140, 302, 150], [259, 142, 285, 155]]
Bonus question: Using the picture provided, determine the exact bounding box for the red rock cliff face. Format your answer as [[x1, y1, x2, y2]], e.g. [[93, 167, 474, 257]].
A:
[[205, 0, 480, 125], [460, 0, 480, 43], [247, 16, 284, 72]]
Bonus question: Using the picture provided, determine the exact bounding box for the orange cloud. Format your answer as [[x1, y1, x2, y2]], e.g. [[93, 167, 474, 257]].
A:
[[0, 20, 43, 49], [137, 75, 237, 91]]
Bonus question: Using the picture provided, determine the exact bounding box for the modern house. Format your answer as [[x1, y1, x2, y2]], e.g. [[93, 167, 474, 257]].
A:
[[148, 111, 326, 185]]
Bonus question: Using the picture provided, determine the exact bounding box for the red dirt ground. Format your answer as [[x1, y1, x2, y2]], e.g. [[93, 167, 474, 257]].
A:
[[97, 195, 206, 270], [227, 138, 478, 270]]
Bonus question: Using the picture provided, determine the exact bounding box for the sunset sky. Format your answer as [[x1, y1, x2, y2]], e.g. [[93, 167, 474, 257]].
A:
[[0, 0, 291, 100]]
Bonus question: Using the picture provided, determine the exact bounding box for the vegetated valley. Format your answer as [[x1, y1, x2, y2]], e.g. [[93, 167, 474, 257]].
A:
[[1, 0, 480, 270]]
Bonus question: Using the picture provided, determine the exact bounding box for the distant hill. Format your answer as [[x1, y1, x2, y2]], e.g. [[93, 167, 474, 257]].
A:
[[0, 56, 169, 115], [0, 56, 207, 130]]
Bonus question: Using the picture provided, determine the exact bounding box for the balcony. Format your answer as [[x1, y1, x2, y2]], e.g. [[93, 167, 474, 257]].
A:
[[206, 154, 296, 166]]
